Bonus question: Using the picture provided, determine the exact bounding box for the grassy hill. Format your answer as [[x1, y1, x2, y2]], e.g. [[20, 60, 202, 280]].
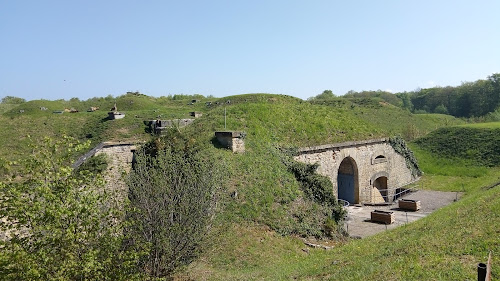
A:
[[178, 121, 500, 280], [4, 93, 496, 280], [414, 125, 500, 167]]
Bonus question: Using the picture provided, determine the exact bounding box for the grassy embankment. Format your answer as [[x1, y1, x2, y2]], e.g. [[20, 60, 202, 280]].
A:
[[177, 94, 463, 236], [180, 122, 500, 280], [0, 94, 210, 163], [4, 93, 491, 280]]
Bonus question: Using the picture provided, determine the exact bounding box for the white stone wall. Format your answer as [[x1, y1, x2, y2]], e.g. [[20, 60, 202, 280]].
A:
[[294, 141, 417, 204]]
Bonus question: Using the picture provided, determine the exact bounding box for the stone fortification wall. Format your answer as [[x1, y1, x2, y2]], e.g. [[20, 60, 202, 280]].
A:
[[294, 139, 417, 204], [94, 143, 136, 199]]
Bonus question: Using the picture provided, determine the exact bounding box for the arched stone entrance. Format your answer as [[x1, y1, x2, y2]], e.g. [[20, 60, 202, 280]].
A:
[[372, 176, 388, 203], [337, 157, 359, 204]]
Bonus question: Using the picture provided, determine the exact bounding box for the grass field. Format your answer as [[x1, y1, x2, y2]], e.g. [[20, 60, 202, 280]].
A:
[[459, 121, 500, 129], [1, 93, 498, 280]]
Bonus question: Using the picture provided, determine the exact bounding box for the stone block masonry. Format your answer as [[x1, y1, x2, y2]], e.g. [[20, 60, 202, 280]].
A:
[[294, 138, 419, 205], [215, 131, 246, 153], [95, 143, 136, 198]]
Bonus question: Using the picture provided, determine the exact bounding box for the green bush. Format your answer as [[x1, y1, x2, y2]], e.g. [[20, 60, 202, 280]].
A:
[[126, 129, 224, 278], [280, 149, 346, 237], [76, 153, 108, 174]]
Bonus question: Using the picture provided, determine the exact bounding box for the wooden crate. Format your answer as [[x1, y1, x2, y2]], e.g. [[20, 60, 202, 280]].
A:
[[399, 199, 421, 211], [371, 210, 395, 224]]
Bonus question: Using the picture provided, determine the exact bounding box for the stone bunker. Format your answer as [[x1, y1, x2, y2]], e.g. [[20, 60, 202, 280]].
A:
[[215, 131, 246, 153], [294, 138, 419, 205]]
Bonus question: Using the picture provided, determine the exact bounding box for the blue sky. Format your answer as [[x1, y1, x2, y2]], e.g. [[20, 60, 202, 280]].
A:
[[1, 0, 499, 101]]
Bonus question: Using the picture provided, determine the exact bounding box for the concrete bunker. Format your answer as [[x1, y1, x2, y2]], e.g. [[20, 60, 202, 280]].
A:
[[214, 131, 246, 153]]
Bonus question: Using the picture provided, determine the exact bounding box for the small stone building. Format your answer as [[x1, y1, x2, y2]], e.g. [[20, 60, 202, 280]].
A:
[[215, 131, 245, 153], [294, 138, 419, 205]]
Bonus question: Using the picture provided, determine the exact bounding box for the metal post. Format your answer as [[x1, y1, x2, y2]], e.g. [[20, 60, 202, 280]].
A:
[[478, 263, 487, 281], [224, 107, 226, 129]]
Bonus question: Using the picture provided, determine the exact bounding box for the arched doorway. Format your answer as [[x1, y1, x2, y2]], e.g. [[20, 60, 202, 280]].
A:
[[372, 176, 388, 203], [337, 157, 358, 204]]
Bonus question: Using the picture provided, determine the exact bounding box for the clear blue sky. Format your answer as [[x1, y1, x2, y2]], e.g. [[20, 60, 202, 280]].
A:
[[1, 0, 499, 101]]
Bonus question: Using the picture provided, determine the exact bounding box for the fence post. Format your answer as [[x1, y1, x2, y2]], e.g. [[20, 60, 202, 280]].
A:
[[478, 263, 487, 281], [478, 251, 492, 281]]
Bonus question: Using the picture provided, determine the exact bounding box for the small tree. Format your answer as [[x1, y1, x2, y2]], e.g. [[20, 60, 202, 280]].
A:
[[0, 136, 137, 280], [1, 96, 26, 104], [126, 130, 223, 279], [434, 104, 449, 115], [309, 90, 335, 100]]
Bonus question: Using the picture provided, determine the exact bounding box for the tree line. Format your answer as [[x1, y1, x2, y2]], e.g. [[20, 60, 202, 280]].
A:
[[311, 73, 500, 119]]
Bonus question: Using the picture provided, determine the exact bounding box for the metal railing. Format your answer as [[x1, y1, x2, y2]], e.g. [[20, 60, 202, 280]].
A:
[[337, 199, 350, 208], [370, 185, 419, 203]]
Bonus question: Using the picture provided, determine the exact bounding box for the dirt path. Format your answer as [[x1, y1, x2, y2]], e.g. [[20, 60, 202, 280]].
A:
[[344, 190, 462, 238]]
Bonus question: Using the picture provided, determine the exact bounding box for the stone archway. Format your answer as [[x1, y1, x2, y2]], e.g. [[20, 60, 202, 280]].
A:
[[372, 176, 388, 203], [337, 157, 359, 204]]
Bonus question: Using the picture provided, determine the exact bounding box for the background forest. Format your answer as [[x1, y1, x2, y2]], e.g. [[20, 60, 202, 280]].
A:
[[310, 73, 500, 120]]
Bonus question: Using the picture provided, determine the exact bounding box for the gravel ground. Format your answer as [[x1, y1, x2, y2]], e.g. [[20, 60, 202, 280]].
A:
[[344, 190, 463, 238]]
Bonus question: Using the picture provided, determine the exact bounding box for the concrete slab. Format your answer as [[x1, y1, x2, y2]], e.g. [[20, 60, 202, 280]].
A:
[[344, 190, 462, 238]]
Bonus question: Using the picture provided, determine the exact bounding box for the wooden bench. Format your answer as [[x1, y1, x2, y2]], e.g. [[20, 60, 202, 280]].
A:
[[371, 210, 395, 224], [398, 199, 421, 211]]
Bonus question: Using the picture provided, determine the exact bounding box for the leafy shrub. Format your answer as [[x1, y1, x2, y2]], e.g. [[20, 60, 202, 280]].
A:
[[1, 96, 26, 104], [126, 129, 224, 278], [76, 153, 108, 174], [390, 136, 422, 177], [279, 148, 346, 237], [0, 136, 136, 280]]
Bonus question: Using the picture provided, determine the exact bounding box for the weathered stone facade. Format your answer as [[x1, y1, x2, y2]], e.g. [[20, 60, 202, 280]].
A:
[[294, 138, 418, 204]]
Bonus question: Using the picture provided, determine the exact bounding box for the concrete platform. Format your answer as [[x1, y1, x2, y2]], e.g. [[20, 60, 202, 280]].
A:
[[344, 190, 462, 238]]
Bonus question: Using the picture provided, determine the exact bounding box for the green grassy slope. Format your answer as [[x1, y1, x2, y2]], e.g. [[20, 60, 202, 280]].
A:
[[414, 126, 500, 167], [0, 94, 465, 231], [176, 94, 467, 240], [0, 94, 212, 163], [183, 183, 500, 280], [180, 126, 500, 280], [459, 121, 500, 129], [2, 93, 498, 279]]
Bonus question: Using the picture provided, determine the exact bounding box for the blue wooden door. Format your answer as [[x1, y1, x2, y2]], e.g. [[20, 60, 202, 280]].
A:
[[338, 173, 355, 204]]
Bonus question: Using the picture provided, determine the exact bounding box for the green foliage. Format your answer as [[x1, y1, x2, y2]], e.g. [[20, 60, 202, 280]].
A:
[[396, 92, 414, 111], [409, 144, 488, 179], [409, 73, 500, 118], [76, 153, 108, 174], [343, 90, 403, 107], [433, 104, 449, 114], [308, 90, 335, 100], [414, 126, 500, 167], [389, 136, 422, 177], [126, 130, 224, 279], [281, 152, 345, 219], [276, 149, 346, 237], [165, 93, 206, 100], [1, 96, 26, 104], [0, 136, 137, 280]]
